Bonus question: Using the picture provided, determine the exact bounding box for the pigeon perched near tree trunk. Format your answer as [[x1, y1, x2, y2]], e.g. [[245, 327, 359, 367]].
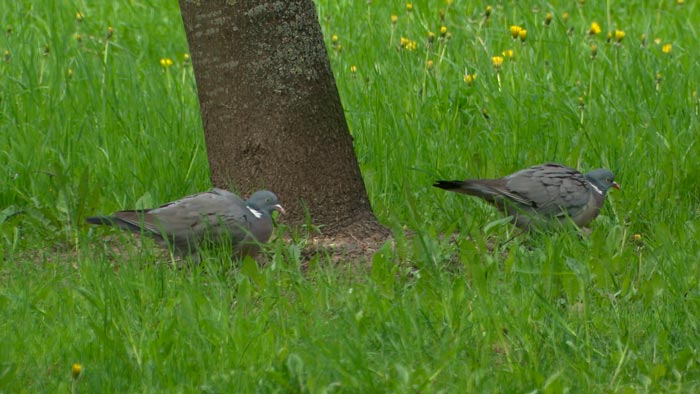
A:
[[87, 189, 284, 258], [434, 163, 619, 229]]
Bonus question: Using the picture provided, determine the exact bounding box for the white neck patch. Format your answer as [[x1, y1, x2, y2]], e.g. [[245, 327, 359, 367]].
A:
[[590, 183, 603, 195], [246, 206, 263, 219]]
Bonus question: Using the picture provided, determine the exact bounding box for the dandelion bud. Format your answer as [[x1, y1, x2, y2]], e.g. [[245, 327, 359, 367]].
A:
[[614, 30, 625, 43], [71, 364, 82, 379], [545, 13, 553, 26], [518, 29, 527, 42], [510, 25, 522, 39]]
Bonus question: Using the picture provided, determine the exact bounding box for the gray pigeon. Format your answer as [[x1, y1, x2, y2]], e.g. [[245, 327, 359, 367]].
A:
[[87, 189, 284, 257], [434, 163, 619, 229]]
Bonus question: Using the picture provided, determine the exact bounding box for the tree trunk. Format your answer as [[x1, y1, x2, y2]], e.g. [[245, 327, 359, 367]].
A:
[[178, 0, 386, 239]]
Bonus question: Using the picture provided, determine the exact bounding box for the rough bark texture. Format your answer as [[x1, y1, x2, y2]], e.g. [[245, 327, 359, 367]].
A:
[[179, 0, 386, 238]]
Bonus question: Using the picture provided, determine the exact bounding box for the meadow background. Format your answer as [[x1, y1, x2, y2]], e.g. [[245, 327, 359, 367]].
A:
[[2, 0, 700, 392]]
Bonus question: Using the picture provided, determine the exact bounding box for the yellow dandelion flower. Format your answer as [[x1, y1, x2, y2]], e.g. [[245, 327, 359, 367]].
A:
[[677, 0, 684, 4], [518, 29, 527, 42], [331, 34, 339, 43], [589, 22, 601, 35], [502, 49, 514, 58], [391, 14, 398, 25], [662, 43, 672, 53], [350, 65, 357, 73], [426, 60, 434, 69], [632, 233, 642, 243], [428, 31, 435, 43], [160, 58, 173, 67], [492, 55, 504, 68], [545, 12, 553, 26], [510, 25, 522, 39], [614, 30, 625, 42], [654, 37, 662, 45], [440, 26, 447, 37], [76, 11, 84, 22], [183, 53, 190, 61], [464, 73, 476, 84], [562, 12, 570, 23], [406, 2, 413, 12], [106, 26, 114, 39], [446, 0, 453, 5], [400, 37, 417, 51], [71, 363, 82, 379], [485, 5, 492, 18], [67, 68, 73, 78]]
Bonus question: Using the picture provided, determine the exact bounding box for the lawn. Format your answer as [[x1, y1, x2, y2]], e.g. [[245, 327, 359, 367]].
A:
[[2, 0, 700, 392]]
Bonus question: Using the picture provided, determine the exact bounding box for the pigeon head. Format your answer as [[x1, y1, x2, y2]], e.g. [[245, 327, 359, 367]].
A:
[[585, 169, 620, 194], [246, 190, 285, 216]]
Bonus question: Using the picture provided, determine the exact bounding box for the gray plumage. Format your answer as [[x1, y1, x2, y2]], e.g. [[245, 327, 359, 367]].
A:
[[434, 163, 619, 229], [87, 188, 284, 257]]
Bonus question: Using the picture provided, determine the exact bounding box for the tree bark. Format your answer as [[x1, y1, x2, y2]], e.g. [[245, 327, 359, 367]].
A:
[[178, 0, 386, 238]]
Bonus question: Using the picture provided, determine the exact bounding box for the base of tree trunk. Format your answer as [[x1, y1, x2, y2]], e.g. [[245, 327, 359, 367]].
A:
[[300, 212, 392, 265], [317, 210, 391, 239]]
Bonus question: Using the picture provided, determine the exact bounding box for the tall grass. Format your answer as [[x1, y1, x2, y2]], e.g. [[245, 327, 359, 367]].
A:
[[1, 0, 700, 392]]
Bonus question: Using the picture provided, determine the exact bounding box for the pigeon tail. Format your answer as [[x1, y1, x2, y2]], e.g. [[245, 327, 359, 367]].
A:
[[87, 216, 115, 225], [434, 179, 503, 200], [433, 180, 465, 190], [86, 215, 144, 233]]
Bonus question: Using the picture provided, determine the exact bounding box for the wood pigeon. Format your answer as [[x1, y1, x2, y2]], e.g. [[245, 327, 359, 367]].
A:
[[434, 163, 619, 229], [87, 189, 284, 258]]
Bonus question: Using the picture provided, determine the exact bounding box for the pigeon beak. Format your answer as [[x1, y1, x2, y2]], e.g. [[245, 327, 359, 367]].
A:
[[612, 181, 621, 190], [274, 204, 286, 215]]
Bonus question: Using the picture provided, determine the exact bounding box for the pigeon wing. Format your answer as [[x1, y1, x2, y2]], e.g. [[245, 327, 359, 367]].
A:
[[504, 163, 591, 218], [111, 189, 251, 246]]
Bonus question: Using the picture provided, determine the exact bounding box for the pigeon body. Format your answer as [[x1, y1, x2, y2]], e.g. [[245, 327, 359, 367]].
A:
[[434, 163, 619, 229], [87, 188, 284, 257]]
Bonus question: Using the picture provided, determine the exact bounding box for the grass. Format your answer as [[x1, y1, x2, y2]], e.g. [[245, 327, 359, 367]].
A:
[[2, 0, 700, 392]]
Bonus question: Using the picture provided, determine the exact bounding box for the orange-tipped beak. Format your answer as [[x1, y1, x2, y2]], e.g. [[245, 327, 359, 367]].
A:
[[612, 181, 621, 190]]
